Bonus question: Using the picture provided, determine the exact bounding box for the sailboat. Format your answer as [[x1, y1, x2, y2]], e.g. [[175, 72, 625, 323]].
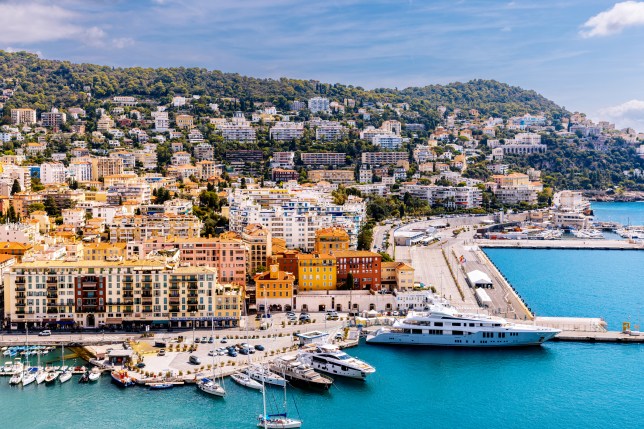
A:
[[197, 315, 226, 397], [35, 349, 46, 384], [257, 370, 302, 428], [232, 300, 263, 392], [9, 357, 23, 385], [59, 345, 72, 383], [22, 327, 37, 386]]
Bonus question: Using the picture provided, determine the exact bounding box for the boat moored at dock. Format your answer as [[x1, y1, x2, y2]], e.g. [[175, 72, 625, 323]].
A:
[[111, 370, 135, 387], [366, 302, 560, 347], [297, 344, 375, 380], [269, 355, 333, 390]]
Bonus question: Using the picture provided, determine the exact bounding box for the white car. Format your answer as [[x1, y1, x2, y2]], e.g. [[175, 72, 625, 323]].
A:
[[38, 330, 51, 336]]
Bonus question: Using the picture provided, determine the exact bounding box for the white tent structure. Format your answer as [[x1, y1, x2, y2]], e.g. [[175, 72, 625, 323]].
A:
[[466, 270, 493, 288]]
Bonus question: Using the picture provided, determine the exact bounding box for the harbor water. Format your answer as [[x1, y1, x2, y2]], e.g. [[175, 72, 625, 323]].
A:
[[591, 201, 644, 225], [0, 342, 642, 429]]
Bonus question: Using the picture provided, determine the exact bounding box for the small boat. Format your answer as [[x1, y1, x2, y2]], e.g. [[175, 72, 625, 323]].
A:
[[244, 365, 287, 387], [88, 367, 101, 382], [79, 372, 90, 383], [22, 370, 37, 386], [59, 370, 72, 383], [3, 361, 13, 373], [231, 372, 263, 391], [149, 383, 174, 390], [45, 371, 60, 384], [197, 377, 226, 397], [257, 414, 303, 429], [9, 371, 23, 385], [111, 370, 135, 387], [72, 366, 87, 374], [36, 370, 47, 385]]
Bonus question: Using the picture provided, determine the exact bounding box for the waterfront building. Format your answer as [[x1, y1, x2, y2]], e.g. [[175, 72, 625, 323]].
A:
[[3, 260, 242, 330], [254, 264, 295, 310], [297, 253, 337, 291], [334, 250, 382, 290], [381, 261, 415, 291]]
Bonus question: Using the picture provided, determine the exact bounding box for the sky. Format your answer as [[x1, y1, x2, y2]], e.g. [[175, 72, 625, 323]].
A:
[[1, 0, 644, 130]]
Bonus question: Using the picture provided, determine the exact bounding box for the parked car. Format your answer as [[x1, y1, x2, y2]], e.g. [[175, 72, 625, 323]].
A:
[[208, 336, 214, 343], [286, 311, 296, 317], [208, 350, 216, 357], [239, 347, 249, 355], [334, 332, 343, 340], [201, 337, 208, 343], [220, 337, 228, 343], [228, 349, 238, 357], [136, 362, 146, 369], [194, 337, 201, 343], [326, 311, 339, 320], [299, 314, 311, 322], [254, 344, 265, 351], [261, 313, 272, 319], [157, 349, 166, 356], [38, 330, 51, 336], [189, 355, 201, 365]]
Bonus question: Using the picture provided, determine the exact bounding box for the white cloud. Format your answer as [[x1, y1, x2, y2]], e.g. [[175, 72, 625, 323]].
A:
[[581, 1, 644, 38], [599, 99, 644, 130], [0, 2, 133, 49]]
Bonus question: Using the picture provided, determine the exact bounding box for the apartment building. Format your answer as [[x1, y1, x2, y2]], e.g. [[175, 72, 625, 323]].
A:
[[381, 262, 415, 291], [300, 152, 346, 166], [137, 236, 247, 286], [373, 134, 403, 150], [219, 124, 256, 142], [297, 253, 337, 291], [40, 162, 67, 185], [270, 122, 305, 141], [242, 224, 272, 275], [401, 184, 483, 209], [315, 123, 346, 141], [109, 214, 202, 242], [361, 152, 408, 165], [308, 169, 355, 184], [308, 97, 330, 113], [153, 111, 170, 132], [271, 152, 295, 169], [3, 260, 241, 330], [41, 108, 66, 128], [175, 114, 194, 129], [334, 250, 382, 291], [194, 143, 215, 161], [271, 168, 299, 182], [10, 108, 37, 125], [171, 151, 191, 166], [83, 242, 128, 261], [314, 227, 350, 253], [93, 157, 124, 180]]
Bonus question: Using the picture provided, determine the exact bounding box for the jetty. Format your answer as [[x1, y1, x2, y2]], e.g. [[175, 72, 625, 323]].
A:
[[478, 238, 643, 250]]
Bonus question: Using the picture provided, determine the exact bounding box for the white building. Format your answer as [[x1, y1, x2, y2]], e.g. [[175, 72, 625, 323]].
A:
[[270, 122, 305, 141], [401, 184, 482, 209], [194, 143, 214, 161], [153, 111, 170, 132], [62, 208, 86, 228], [171, 151, 192, 166], [373, 134, 403, 150], [40, 162, 67, 185], [270, 152, 295, 169], [68, 160, 94, 182], [308, 97, 330, 113]]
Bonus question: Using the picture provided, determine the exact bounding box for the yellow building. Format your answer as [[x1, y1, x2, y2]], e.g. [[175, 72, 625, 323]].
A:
[[0, 242, 32, 262], [314, 227, 350, 253], [83, 242, 127, 261], [381, 261, 415, 291], [254, 264, 295, 302], [297, 253, 336, 291], [175, 114, 194, 129]]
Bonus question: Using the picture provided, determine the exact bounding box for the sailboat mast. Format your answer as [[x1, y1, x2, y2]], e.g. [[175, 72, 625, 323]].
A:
[[262, 372, 267, 429]]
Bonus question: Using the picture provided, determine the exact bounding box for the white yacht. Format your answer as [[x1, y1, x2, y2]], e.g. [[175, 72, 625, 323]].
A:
[[297, 344, 375, 380], [243, 364, 286, 387], [366, 302, 560, 347]]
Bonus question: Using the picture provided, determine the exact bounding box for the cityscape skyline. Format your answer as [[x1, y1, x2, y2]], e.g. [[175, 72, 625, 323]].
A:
[[1, 1, 644, 130]]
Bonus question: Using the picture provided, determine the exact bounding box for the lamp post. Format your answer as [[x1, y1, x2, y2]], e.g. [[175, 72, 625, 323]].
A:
[[190, 311, 196, 344]]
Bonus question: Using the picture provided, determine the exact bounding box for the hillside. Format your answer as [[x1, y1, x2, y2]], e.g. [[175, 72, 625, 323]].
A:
[[0, 51, 565, 119]]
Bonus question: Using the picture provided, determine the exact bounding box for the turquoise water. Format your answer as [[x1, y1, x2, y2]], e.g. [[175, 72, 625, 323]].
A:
[[592, 201, 644, 225], [1, 342, 642, 429], [484, 248, 643, 330]]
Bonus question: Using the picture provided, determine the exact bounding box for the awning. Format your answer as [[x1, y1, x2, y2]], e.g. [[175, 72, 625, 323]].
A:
[[105, 318, 123, 324], [151, 320, 169, 325], [58, 321, 75, 325]]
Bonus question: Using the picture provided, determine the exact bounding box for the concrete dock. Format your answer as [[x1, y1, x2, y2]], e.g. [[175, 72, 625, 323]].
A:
[[479, 238, 643, 250]]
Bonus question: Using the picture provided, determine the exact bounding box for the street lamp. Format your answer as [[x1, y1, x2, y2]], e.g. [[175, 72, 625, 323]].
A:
[[190, 311, 196, 344]]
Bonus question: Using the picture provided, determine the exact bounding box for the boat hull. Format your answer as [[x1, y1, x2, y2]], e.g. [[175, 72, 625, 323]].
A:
[[282, 374, 332, 390], [257, 416, 302, 428], [111, 372, 135, 387], [366, 329, 559, 347], [307, 361, 372, 380]]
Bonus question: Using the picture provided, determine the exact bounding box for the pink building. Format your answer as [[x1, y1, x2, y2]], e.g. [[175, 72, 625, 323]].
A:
[[136, 236, 247, 286]]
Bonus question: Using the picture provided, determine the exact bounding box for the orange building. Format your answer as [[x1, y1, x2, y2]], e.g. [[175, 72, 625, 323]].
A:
[[314, 227, 350, 253]]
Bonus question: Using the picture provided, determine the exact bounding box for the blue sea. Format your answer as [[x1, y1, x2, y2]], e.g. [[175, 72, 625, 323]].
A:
[[0, 342, 642, 429], [592, 201, 644, 225]]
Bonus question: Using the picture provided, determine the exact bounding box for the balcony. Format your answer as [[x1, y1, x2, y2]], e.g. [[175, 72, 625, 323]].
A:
[[15, 286, 26, 292], [123, 307, 134, 314], [187, 305, 198, 312], [123, 292, 134, 298], [16, 302, 26, 307], [169, 306, 180, 313], [142, 292, 153, 298], [46, 292, 58, 299], [15, 278, 25, 284], [187, 298, 199, 305], [46, 278, 57, 284], [46, 308, 58, 314], [47, 285, 57, 291]]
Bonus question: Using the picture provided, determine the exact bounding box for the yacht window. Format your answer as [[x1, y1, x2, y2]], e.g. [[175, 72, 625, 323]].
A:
[[452, 323, 461, 326], [412, 329, 422, 334], [434, 322, 443, 327], [469, 323, 475, 327]]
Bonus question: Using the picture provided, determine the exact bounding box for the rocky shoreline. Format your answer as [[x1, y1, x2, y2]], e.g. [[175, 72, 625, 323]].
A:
[[584, 190, 644, 202]]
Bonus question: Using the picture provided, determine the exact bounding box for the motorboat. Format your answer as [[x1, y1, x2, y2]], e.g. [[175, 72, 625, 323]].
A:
[[78, 372, 90, 383], [9, 371, 23, 385], [366, 299, 560, 347], [230, 372, 263, 391], [111, 370, 135, 387], [297, 344, 375, 380], [197, 377, 226, 397], [149, 383, 174, 390], [243, 364, 286, 387], [88, 367, 101, 382], [36, 369, 47, 385], [269, 356, 333, 390]]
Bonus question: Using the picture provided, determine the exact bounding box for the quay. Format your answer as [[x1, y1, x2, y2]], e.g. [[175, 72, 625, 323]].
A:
[[478, 238, 643, 250]]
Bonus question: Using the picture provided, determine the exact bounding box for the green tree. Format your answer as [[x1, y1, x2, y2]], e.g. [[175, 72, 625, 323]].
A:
[[10, 179, 21, 195]]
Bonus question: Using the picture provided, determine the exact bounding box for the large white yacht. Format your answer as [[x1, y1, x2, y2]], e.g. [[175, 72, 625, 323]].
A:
[[297, 344, 376, 380], [366, 302, 560, 347]]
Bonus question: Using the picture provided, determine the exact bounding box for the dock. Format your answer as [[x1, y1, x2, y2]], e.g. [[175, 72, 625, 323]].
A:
[[479, 238, 643, 250], [553, 332, 644, 343]]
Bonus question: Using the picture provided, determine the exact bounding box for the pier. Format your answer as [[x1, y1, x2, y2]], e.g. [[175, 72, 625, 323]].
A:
[[478, 238, 643, 250]]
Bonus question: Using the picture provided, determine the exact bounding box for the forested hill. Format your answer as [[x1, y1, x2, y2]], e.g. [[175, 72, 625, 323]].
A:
[[0, 51, 565, 118]]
